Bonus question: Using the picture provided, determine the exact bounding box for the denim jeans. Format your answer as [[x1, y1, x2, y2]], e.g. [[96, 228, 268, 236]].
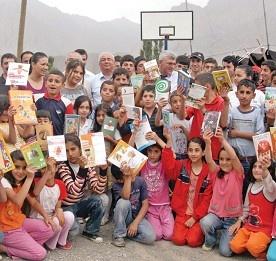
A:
[[63, 195, 104, 237], [267, 239, 276, 261], [200, 213, 238, 257], [113, 199, 155, 244], [241, 158, 255, 200]]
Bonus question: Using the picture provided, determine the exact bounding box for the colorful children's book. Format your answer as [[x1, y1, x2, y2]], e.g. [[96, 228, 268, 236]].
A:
[[171, 127, 188, 157], [125, 105, 142, 120], [9, 90, 37, 125], [47, 135, 67, 162], [80, 132, 107, 167], [177, 70, 191, 96], [212, 69, 232, 93], [108, 140, 148, 176], [265, 87, 276, 111], [64, 114, 80, 136], [270, 127, 276, 159], [20, 142, 46, 169], [162, 110, 173, 129], [101, 116, 118, 138], [201, 111, 221, 135], [35, 123, 53, 151], [252, 132, 273, 160], [143, 59, 160, 80], [185, 83, 207, 109], [130, 74, 144, 91], [0, 133, 15, 174], [122, 86, 135, 106], [133, 116, 156, 151], [6, 62, 30, 86], [155, 79, 171, 101]]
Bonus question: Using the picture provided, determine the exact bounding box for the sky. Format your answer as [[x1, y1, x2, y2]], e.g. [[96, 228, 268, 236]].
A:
[[39, 0, 209, 23]]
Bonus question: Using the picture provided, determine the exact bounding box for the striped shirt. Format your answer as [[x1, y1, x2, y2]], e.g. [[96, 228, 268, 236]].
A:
[[58, 162, 107, 206]]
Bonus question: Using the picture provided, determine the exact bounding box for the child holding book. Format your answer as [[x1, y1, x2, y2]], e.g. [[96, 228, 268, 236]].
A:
[[221, 79, 265, 197], [201, 128, 244, 257], [229, 157, 276, 260], [35, 69, 73, 135], [0, 150, 55, 260], [32, 157, 75, 250], [111, 162, 156, 247], [267, 208, 276, 261], [100, 80, 119, 112], [73, 95, 93, 135], [162, 135, 212, 246], [58, 134, 107, 242], [156, 90, 191, 159]]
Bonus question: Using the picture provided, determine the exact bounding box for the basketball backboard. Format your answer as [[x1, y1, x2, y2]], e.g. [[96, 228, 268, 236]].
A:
[[141, 11, 193, 41]]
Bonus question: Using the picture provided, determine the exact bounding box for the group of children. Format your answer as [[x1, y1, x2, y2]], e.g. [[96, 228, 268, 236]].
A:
[[0, 55, 275, 261]]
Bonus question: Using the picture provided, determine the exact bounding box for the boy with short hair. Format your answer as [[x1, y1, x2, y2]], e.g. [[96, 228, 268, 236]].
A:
[[226, 79, 265, 196], [100, 80, 118, 112], [111, 163, 155, 247], [120, 55, 136, 76], [36, 109, 52, 124], [35, 69, 73, 135]]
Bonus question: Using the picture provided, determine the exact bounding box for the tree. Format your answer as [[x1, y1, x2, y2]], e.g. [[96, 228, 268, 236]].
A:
[[140, 40, 164, 60]]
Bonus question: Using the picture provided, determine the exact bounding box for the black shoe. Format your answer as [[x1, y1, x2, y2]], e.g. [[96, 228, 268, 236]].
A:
[[81, 231, 103, 243]]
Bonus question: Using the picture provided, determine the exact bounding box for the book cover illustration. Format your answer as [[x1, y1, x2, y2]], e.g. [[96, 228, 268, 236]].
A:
[[80, 132, 107, 167], [6, 62, 30, 86], [177, 70, 191, 96], [162, 110, 173, 129], [20, 142, 47, 169], [212, 69, 232, 93], [171, 127, 188, 157], [252, 132, 273, 160], [130, 74, 144, 91], [64, 114, 80, 136], [0, 133, 15, 174], [270, 127, 276, 159], [108, 140, 148, 176], [143, 59, 160, 80], [201, 111, 221, 135], [125, 105, 142, 120], [121, 86, 135, 106], [155, 79, 171, 101], [47, 135, 67, 162], [101, 116, 118, 138], [35, 123, 53, 151], [265, 87, 276, 111], [185, 83, 207, 109], [9, 90, 37, 125], [133, 116, 156, 151]]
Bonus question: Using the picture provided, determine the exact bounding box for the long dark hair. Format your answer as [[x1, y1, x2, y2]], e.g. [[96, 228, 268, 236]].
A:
[[248, 159, 276, 183], [93, 104, 113, 132], [4, 150, 35, 216], [74, 95, 92, 117], [65, 59, 85, 85]]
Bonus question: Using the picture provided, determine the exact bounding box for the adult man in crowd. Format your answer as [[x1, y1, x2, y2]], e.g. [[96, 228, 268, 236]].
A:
[[121, 54, 136, 76], [260, 60, 276, 90], [222, 55, 238, 82], [0, 53, 17, 84], [188, 52, 204, 79], [203, 57, 218, 72], [90, 52, 115, 106], [176, 55, 190, 71]]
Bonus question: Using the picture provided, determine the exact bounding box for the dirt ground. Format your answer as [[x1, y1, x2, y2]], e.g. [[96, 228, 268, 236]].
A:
[[41, 223, 254, 261]]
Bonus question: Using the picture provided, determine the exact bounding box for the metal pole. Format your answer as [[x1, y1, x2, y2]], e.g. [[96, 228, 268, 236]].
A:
[[17, 0, 27, 58], [164, 35, 169, 50], [262, 0, 270, 49], [185, 0, 193, 53]]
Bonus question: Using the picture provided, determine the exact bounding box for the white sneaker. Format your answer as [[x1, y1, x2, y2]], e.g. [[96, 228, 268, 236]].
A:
[[202, 243, 213, 251], [100, 217, 109, 226]]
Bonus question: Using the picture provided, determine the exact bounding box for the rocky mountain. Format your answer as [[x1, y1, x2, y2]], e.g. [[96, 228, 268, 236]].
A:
[[0, 0, 275, 71]]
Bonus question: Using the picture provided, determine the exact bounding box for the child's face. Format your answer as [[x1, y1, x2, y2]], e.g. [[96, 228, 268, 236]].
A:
[[65, 141, 81, 164], [113, 74, 129, 88], [46, 74, 64, 96], [101, 84, 115, 103], [12, 160, 27, 183], [260, 65, 272, 84], [37, 117, 51, 124], [188, 142, 203, 163], [219, 150, 233, 173], [147, 146, 161, 163], [170, 95, 184, 114], [0, 110, 8, 123], [78, 101, 91, 119], [68, 66, 84, 86], [122, 62, 135, 76], [271, 76, 276, 87], [96, 110, 106, 126], [136, 60, 145, 74], [234, 68, 247, 86], [236, 85, 255, 107], [116, 87, 123, 105], [142, 91, 155, 109], [252, 161, 264, 181]]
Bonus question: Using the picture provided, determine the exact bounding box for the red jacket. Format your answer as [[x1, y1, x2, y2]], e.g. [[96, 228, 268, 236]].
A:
[[162, 147, 212, 221]]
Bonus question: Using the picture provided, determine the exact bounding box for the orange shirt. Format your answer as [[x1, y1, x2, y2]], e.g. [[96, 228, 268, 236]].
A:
[[0, 186, 26, 232], [186, 171, 199, 216]]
